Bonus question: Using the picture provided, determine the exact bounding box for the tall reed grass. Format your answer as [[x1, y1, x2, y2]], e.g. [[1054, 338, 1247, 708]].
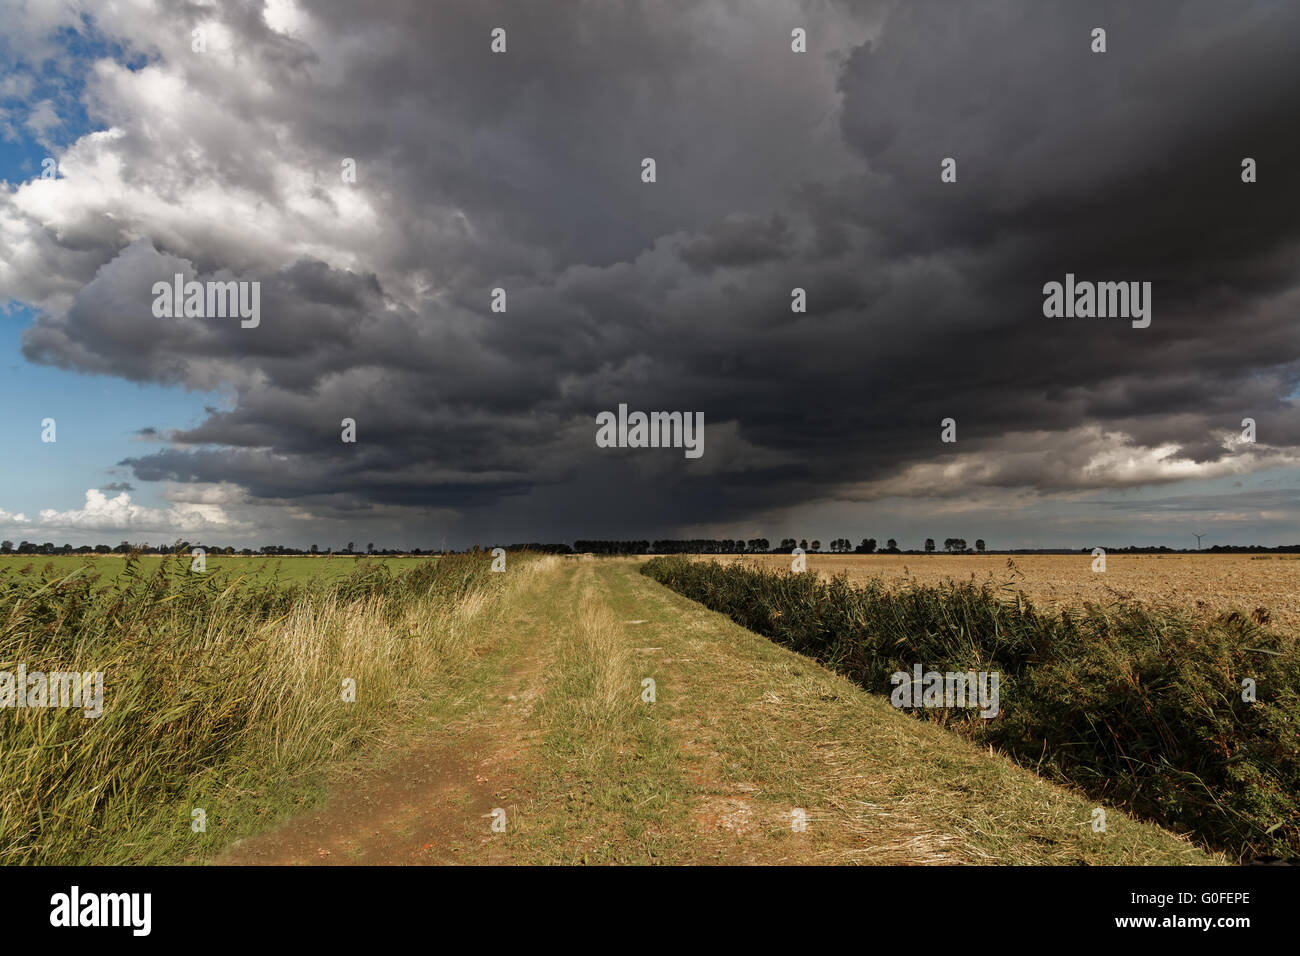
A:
[[0, 552, 508, 864]]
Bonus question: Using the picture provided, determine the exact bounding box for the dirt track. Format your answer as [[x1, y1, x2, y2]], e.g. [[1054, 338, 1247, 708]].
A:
[[212, 560, 1218, 866]]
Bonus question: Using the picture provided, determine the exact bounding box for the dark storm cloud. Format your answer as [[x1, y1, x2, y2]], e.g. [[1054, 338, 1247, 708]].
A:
[[677, 215, 795, 272], [7, 0, 1300, 540], [814, 0, 1300, 470]]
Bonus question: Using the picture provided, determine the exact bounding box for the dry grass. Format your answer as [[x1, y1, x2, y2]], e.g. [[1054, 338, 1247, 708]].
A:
[[540, 587, 639, 762]]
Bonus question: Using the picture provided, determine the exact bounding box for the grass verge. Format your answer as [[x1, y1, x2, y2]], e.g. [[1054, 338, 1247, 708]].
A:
[[641, 556, 1298, 860]]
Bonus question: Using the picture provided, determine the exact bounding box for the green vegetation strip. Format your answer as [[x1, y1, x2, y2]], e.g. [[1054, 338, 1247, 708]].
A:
[[0, 554, 434, 586], [641, 556, 1300, 860]]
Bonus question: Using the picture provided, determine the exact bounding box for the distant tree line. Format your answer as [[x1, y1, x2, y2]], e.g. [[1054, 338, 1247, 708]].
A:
[[5, 538, 1296, 559], [0, 537, 979, 557], [651, 539, 769, 554], [0, 540, 446, 557], [570, 537, 982, 555], [572, 540, 650, 555]]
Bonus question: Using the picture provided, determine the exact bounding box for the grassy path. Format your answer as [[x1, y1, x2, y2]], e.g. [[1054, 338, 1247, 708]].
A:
[[215, 559, 1221, 865]]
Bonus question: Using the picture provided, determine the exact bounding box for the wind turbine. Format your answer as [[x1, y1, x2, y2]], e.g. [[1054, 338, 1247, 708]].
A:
[[1193, 532, 1208, 551]]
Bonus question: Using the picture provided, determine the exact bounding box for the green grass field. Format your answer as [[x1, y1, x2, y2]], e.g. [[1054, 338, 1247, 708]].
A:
[[0, 554, 436, 587]]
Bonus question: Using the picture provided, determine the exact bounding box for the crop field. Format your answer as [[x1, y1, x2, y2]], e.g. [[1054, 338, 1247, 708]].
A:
[[705, 553, 1300, 636]]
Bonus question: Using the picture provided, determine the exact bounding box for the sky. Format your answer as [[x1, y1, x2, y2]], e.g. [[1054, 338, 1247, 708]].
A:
[[0, 0, 1298, 551]]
